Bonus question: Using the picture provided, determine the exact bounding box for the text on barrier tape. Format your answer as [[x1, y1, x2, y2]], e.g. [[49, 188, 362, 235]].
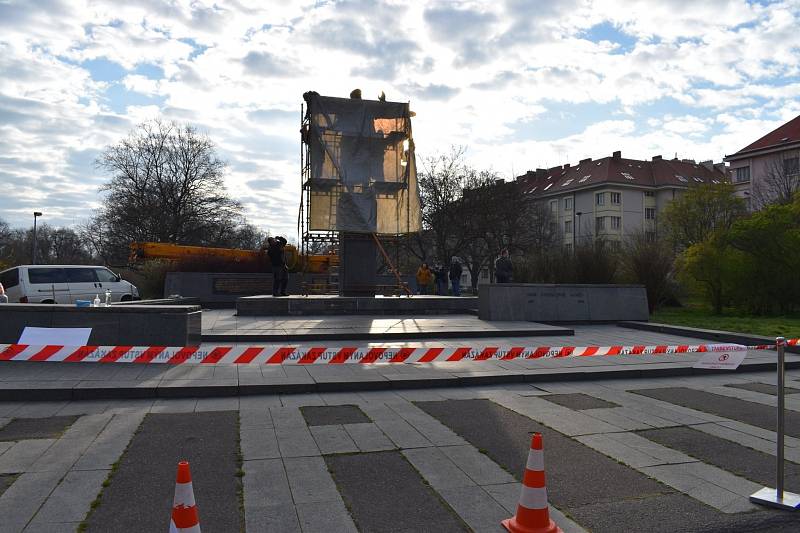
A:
[[0, 339, 796, 364]]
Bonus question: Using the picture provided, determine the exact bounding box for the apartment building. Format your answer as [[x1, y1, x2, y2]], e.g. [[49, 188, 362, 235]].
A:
[[724, 114, 800, 209], [516, 151, 728, 250]]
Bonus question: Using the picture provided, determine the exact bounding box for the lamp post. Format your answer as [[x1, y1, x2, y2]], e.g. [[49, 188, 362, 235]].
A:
[[32, 211, 42, 264]]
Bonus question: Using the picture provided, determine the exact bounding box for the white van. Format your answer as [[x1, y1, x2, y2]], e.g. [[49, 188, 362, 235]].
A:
[[0, 265, 140, 304]]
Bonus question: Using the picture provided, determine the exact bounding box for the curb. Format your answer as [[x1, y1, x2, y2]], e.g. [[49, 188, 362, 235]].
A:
[[619, 321, 800, 354], [3, 357, 798, 401], [200, 326, 574, 343]]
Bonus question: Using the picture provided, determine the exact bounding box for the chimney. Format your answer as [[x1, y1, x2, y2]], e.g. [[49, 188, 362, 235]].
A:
[[563, 163, 571, 169], [699, 160, 714, 171], [612, 150, 621, 159], [579, 157, 592, 165], [652, 155, 662, 161], [535, 168, 548, 179]]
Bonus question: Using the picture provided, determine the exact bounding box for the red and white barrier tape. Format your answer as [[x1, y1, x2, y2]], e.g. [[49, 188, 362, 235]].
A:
[[0, 339, 795, 364]]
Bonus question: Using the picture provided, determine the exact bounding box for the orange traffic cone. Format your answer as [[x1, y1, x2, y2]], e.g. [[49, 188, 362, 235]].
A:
[[169, 461, 201, 533], [502, 433, 563, 533]]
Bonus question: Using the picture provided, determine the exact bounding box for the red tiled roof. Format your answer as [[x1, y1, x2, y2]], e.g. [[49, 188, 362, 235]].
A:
[[734, 114, 800, 155], [516, 155, 727, 197]]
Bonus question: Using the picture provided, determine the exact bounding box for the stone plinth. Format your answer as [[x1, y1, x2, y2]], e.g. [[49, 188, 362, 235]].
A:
[[164, 272, 302, 306], [236, 295, 478, 316], [0, 304, 201, 345], [478, 284, 648, 322]]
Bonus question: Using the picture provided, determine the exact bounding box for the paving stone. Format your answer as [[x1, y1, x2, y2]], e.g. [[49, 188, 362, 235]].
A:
[[439, 445, 515, 486], [238, 395, 283, 411], [402, 447, 474, 490], [149, 398, 198, 413], [284, 456, 341, 505], [725, 382, 800, 396], [640, 463, 760, 513], [639, 426, 800, 490], [0, 473, 16, 498], [240, 426, 281, 460], [310, 425, 359, 455], [9, 402, 69, 419], [193, 396, 239, 412], [23, 520, 80, 533], [29, 469, 109, 524], [632, 387, 800, 437], [0, 440, 55, 474], [55, 401, 110, 416], [295, 500, 358, 533], [576, 432, 695, 469], [0, 441, 14, 456], [243, 458, 300, 532], [0, 416, 78, 441], [239, 408, 273, 429], [326, 451, 468, 533], [343, 423, 395, 452], [492, 395, 623, 436], [275, 426, 320, 458], [358, 403, 433, 449], [269, 406, 308, 428], [390, 402, 467, 446], [438, 485, 510, 532], [0, 470, 64, 532], [281, 393, 326, 407], [542, 393, 619, 410], [73, 412, 145, 471], [300, 405, 370, 426], [590, 389, 723, 425]]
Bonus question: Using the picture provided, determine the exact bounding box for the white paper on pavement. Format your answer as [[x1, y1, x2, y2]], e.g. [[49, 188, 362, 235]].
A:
[[693, 350, 747, 370], [18, 327, 92, 346]]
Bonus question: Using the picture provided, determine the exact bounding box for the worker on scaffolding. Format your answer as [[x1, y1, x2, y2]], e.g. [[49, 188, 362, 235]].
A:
[[267, 236, 289, 297]]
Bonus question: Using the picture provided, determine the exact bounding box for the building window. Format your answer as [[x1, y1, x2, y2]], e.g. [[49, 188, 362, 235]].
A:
[[785, 157, 800, 176], [549, 222, 557, 235], [610, 192, 621, 204], [550, 200, 558, 214], [645, 231, 656, 242], [644, 191, 655, 198], [564, 197, 573, 210], [645, 207, 656, 220], [611, 216, 621, 230], [610, 240, 621, 252], [595, 216, 605, 231], [595, 192, 605, 206], [564, 242, 573, 253], [735, 166, 750, 183], [565, 220, 573, 234]]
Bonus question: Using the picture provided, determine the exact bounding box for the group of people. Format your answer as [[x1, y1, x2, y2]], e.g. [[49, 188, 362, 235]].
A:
[[415, 249, 513, 296], [415, 258, 464, 296]]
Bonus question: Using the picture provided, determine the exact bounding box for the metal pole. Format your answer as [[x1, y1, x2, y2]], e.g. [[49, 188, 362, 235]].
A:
[[776, 336, 785, 499], [32, 214, 38, 264]]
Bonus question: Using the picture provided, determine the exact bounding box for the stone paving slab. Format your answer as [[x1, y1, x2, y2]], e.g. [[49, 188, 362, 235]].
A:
[[0, 416, 78, 442]]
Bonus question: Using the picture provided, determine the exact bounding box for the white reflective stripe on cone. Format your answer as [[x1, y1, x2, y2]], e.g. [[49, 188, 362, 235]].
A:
[[173, 482, 196, 507], [177, 524, 201, 533], [518, 485, 549, 510], [169, 519, 179, 533], [526, 449, 544, 471]]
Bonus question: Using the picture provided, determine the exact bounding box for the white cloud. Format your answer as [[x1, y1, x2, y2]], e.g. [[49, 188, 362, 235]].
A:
[[0, 0, 799, 235]]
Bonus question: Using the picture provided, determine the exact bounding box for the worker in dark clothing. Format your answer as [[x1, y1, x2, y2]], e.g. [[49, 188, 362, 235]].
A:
[[267, 236, 289, 296], [495, 249, 513, 283], [434, 263, 448, 295], [449, 258, 463, 296]]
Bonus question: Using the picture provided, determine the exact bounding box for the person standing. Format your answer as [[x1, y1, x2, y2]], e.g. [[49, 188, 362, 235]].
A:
[[266, 236, 289, 297], [449, 258, 463, 296], [434, 263, 448, 295], [495, 249, 513, 283], [0, 283, 7, 303], [415, 262, 433, 295]]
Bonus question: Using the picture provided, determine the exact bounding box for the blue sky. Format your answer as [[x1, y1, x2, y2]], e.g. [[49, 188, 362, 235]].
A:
[[1, 0, 799, 237]]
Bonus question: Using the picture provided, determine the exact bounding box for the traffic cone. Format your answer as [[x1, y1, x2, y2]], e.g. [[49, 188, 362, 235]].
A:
[[169, 461, 201, 533], [502, 433, 563, 533]]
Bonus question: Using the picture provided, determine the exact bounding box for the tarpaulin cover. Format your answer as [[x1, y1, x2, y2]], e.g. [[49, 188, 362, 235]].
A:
[[304, 93, 421, 234]]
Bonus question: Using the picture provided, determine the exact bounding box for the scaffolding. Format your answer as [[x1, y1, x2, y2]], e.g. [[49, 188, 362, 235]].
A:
[[298, 92, 421, 295]]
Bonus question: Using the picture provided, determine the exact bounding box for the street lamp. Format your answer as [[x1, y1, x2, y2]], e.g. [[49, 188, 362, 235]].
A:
[[32, 212, 42, 264]]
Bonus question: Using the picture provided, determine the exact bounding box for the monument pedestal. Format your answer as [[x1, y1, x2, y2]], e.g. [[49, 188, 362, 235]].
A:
[[339, 233, 378, 297]]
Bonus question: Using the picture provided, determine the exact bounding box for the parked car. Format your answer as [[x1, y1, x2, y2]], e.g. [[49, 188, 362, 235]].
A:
[[0, 265, 140, 304]]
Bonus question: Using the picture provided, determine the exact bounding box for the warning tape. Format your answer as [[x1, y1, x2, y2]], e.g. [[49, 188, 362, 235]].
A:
[[0, 339, 796, 364]]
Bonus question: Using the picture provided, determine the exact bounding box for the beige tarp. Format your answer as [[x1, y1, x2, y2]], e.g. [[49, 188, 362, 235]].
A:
[[304, 93, 421, 234]]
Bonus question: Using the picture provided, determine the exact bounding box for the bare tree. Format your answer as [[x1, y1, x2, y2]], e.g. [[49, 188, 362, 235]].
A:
[[752, 156, 800, 209], [88, 119, 246, 262]]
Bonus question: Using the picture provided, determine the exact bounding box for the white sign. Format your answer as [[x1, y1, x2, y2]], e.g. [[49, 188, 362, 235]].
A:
[[693, 350, 747, 370], [19, 327, 92, 346]]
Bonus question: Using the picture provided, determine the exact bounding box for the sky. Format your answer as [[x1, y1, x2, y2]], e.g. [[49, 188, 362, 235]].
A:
[[1, 0, 799, 239]]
